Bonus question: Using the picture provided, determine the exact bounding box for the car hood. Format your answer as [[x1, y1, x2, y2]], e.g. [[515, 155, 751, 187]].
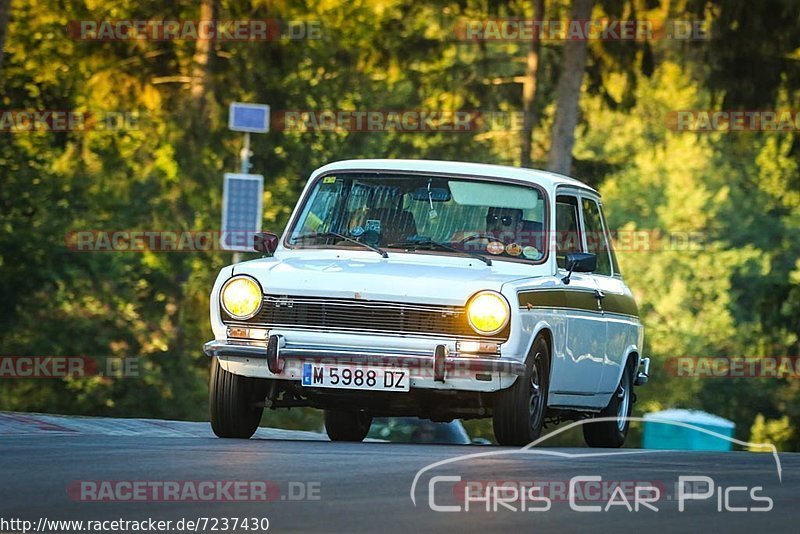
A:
[[231, 253, 536, 306]]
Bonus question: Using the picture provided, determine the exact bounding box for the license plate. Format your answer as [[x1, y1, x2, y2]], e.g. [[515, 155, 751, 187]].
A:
[[301, 363, 410, 392]]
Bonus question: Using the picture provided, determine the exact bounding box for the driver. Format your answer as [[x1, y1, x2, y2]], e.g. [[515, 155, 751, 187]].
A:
[[486, 207, 523, 244]]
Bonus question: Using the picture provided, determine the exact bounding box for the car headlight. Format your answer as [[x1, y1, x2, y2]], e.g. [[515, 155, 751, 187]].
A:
[[466, 291, 510, 336], [220, 276, 263, 320]]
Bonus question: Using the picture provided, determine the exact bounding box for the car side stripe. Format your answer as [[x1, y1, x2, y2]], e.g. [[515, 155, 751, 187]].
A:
[[518, 289, 638, 318]]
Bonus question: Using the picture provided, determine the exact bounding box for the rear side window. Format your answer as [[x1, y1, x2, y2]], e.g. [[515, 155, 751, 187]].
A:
[[555, 195, 582, 269], [581, 198, 612, 276], [598, 203, 621, 275]]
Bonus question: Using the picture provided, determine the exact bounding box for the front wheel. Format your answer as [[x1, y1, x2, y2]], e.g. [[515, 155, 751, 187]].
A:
[[324, 410, 372, 442], [583, 362, 634, 448], [209, 357, 267, 439], [493, 336, 550, 446]]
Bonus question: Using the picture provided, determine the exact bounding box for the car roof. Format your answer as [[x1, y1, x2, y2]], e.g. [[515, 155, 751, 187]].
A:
[[310, 159, 599, 195]]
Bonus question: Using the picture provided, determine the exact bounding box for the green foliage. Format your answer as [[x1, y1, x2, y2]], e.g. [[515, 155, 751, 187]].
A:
[[1, 0, 798, 449], [749, 414, 794, 452]]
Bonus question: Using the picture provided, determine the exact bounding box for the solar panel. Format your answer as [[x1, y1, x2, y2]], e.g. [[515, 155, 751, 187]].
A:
[[229, 102, 271, 133], [220, 173, 264, 251]]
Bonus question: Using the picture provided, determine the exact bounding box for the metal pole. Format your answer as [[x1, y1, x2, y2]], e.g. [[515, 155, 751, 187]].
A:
[[240, 132, 251, 173], [232, 133, 252, 264]]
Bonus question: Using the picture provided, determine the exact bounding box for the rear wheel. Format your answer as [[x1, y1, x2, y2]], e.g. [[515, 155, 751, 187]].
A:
[[493, 336, 550, 446], [324, 410, 372, 442], [583, 362, 634, 448], [209, 357, 267, 439]]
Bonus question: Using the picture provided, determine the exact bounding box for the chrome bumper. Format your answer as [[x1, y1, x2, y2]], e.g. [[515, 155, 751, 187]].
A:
[[635, 357, 650, 386], [203, 338, 527, 379]]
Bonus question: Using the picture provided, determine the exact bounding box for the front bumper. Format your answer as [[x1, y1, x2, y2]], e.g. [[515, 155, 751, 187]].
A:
[[204, 337, 526, 386]]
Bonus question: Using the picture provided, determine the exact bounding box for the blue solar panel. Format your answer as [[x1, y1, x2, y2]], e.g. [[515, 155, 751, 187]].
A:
[[221, 173, 264, 251], [229, 103, 270, 133]]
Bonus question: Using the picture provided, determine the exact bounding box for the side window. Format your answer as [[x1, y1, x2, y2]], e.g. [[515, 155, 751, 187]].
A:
[[555, 195, 582, 269], [580, 198, 612, 276], [598, 204, 621, 276]]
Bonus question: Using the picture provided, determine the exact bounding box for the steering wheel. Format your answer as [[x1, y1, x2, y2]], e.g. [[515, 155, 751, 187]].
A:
[[456, 233, 508, 246]]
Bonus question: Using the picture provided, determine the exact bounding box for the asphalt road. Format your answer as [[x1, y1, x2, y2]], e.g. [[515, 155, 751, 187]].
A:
[[0, 414, 797, 533]]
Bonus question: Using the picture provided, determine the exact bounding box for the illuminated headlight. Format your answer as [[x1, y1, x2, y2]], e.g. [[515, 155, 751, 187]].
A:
[[466, 291, 510, 336], [221, 276, 263, 320]]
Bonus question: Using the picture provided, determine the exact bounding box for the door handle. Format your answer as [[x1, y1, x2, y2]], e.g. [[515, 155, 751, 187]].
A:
[[594, 289, 605, 300], [594, 289, 605, 310]]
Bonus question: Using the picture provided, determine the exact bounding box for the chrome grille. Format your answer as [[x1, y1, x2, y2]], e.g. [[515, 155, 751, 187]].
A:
[[222, 295, 508, 340]]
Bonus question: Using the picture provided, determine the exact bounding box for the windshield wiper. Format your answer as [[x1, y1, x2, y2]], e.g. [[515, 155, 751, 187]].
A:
[[386, 239, 492, 266], [291, 231, 388, 258]]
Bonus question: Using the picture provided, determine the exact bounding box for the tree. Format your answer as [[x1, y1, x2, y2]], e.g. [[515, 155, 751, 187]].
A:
[[1, 0, 799, 450], [547, 0, 592, 175], [190, 0, 219, 115], [520, 0, 545, 168], [0, 0, 9, 77]]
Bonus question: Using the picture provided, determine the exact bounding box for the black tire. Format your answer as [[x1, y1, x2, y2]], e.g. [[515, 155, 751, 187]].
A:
[[209, 357, 267, 439], [583, 361, 634, 448], [324, 410, 372, 442], [493, 336, 550, 446]]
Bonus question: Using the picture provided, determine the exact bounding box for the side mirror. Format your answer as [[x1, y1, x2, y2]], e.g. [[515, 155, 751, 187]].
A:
[[565, 252, 597, 273], [253, 232, 279, 256], [562, 252, 596, 284]]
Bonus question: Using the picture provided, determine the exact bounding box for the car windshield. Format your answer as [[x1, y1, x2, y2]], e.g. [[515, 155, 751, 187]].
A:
[[287, 172, 547, 263]]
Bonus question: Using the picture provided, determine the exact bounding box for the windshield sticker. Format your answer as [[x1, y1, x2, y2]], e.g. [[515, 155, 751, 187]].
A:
[[486, 241, 505, 255], [322, 176, 337, 184], [506, 243, 522, 256], [522, 246, 540, 259]]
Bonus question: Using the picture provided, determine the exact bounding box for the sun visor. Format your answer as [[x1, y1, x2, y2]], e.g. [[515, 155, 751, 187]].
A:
[[448, 180, 542, 211]]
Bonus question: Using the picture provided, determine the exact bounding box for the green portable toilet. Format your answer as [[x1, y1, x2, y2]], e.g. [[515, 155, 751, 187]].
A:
[[643, 409, 735, 451]]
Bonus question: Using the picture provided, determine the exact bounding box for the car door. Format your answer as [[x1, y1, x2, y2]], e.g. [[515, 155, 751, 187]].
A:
[[547, 193, 605, 403], [580, 196, 634, 398]]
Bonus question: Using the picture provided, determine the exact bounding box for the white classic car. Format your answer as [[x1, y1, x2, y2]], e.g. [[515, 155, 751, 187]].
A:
[[204, 159, 649, 446]]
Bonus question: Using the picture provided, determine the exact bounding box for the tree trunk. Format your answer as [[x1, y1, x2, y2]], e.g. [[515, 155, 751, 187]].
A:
[[520, 0, 545, 168], [190, 0, 218, 112], [0, 0, 11, 78], [547, 0, 592, 175]]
